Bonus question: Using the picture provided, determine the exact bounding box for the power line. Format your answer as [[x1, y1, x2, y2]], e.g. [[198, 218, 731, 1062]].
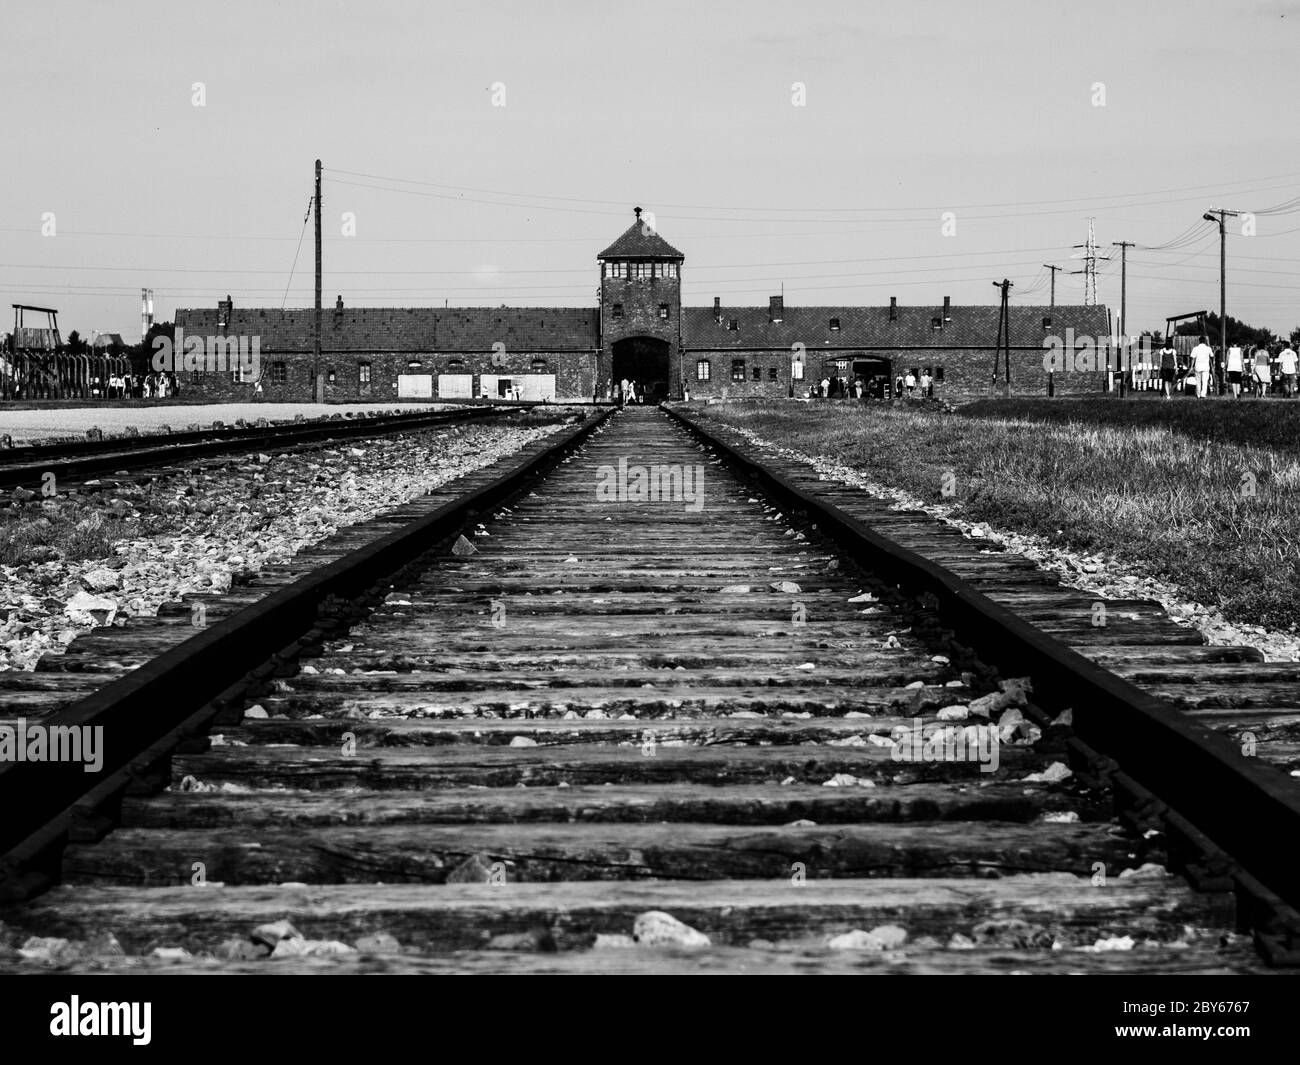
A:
[[322, 166, 1300, 217], [280, 195, 314, 309], [325, 175, 1300, 227]]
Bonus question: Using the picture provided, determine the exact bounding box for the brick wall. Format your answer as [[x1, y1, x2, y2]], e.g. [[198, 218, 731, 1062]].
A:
[[932, 348, 1106, 398], [171, 345, 1106, 404], [686, 351, 791, 400], [174, 363, 307, 402], [600, 271, 682, 398], [678, 346, 1107, 402], [176, 349, 598, 402]]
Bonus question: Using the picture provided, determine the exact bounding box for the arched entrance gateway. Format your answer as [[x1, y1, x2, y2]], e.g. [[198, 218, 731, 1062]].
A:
[[611, 336, 671, 402]]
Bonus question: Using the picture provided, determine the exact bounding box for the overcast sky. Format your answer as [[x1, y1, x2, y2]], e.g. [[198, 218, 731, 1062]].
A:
[[4, 0, 1299, 338]]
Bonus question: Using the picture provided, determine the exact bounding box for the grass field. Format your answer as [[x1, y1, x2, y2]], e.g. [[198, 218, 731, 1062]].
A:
[[696, 399, 1300, 632], [961, 395, 1300, 453]]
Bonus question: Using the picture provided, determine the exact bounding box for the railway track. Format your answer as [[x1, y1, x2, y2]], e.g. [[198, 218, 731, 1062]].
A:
[[2, 405, 1298, 974], [0, 405, 504, 493]]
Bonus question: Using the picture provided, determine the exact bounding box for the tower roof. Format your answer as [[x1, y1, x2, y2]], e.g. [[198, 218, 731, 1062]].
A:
[[597, 207, 684, 260]]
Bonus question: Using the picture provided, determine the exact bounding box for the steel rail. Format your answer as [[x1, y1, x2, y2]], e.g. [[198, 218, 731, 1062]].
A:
[[0, 407, 614, 897], [0, 406, 513, 491], [665, 404, 1300, 934]]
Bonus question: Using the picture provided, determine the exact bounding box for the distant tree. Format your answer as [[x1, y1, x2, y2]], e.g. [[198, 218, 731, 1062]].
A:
[[131, 321, 174, 374], [1174, 313, 1273, 347], [65, 329, 89, 355], [1202, 312, 1273, 348], [1290, 325, 1300, 348]]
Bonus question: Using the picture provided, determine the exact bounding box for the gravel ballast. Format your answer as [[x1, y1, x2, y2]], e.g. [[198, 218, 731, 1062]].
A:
[[0, 420, 562, 671]]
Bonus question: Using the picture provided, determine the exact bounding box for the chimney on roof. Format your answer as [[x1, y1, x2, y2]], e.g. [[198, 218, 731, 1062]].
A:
[[889, 297, 897, 321], [943, 296, 951, 321], [217, 294, 232, 330], [714, 296, 721, 323], [634, 206, 642, 221], [769, 295, 783, 323], [335, 295, 343, 312]]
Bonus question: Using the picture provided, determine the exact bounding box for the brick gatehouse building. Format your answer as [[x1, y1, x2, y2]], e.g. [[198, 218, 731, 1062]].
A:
[[174, 210, 1110, 403]]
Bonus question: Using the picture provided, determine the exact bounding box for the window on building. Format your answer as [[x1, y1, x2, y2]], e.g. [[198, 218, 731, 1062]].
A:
[[728, 319, 738, 331], [731, 359, 745, 381], [1042, 316, 1052, 329], [696, 359, 711, 381], [359, 362, 372, 385], [530, 358, 547, 372], [270, 362, 287, 385], [606, 262, 624, 280], [630, 262, 651, 280], [835, 359, 850, 372], [447, 358, 464, 370], [752, 365, 762, 381], [768, 367, 778, 381], [792, 360, 804, 381], [657, 262, 678, 280], [829, 317, 841, 330], [658, 303, 669, 320], [407, 360, 423, 370], [327, 367, 336, 385], [934, 366, 945, 382], [612, 303, 624, 318], [931, 317, 943, 331]]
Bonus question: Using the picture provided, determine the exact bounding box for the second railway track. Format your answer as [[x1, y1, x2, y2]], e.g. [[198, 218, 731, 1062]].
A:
[[2, 405, 1298, 974], [0, 404, 504, 493]]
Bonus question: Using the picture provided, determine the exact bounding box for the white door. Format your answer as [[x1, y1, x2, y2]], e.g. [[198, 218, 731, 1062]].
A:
[[518, 374, 556, 401], [437, 374, 473, 399], [479, 374, 519, 399], [397, 374, 433, 398]]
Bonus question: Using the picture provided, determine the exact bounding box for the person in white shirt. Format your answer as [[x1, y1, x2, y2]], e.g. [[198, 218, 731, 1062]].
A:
[[904, 371, 917, 395], [1279, 344, 1298, 398], [1253, 346, 1272, 398], [1225, 344, 1244, 398], [1190, 337, 1213, 398], [920, 371, 933, 397]]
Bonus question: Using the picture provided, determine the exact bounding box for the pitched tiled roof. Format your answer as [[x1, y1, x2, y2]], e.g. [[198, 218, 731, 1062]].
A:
[[173, 307, 599, 353], [682, 304, 1110, 350], [597, 218, 685, 260]]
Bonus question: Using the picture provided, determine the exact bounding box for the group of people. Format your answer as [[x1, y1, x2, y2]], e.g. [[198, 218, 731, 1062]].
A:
[[616, 378, 645, 405], [895, 369, 935, 398], [807, 376, 860, 398], [1157, 337, 1298, 399], [805, 369, 934, 400], [93, 371, 178, 399]]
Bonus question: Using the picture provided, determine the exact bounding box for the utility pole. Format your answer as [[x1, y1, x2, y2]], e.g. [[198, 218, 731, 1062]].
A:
[[1203, 208, 1239, 390], [991, 278, 1014, 392], [1111, 241, 1133, 391], [1110, 242, 1133, 341], [1042, 264, 1061, 309], [314, 158, 323, 403]]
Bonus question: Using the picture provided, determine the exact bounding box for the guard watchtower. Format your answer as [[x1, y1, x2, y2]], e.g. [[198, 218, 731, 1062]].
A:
[[597, 207, 684, 401]]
